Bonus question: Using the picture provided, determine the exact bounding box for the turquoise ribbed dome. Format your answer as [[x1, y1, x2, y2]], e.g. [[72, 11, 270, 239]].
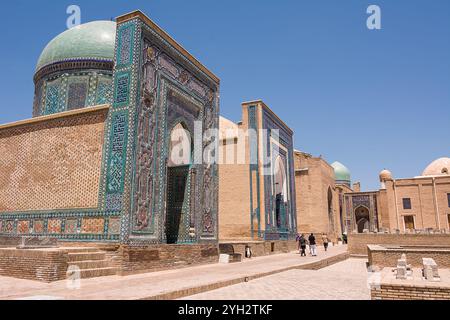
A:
[[36, 21, 116, 72], [331, 161, 351, 182]]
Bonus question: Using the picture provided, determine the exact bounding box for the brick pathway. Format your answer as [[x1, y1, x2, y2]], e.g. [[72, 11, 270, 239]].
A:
[[0, 245, 349, 300], [183, 258, 371, 300]]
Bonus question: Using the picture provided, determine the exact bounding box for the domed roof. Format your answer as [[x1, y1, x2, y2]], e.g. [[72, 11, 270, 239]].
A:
[[422, 157, 450, 176], [331, 161, 351, 182], [379, 169, 393, 181], [36, 21, 116, 72]]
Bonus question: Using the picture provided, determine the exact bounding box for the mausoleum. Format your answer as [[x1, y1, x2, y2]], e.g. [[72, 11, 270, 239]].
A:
[[0, 10, 221, 280]]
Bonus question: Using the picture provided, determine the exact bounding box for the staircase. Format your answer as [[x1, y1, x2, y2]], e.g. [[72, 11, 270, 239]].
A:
[[65, 248, 117, 279]]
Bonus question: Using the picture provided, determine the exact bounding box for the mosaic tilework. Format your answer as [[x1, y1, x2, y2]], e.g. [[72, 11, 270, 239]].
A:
[[114, 72, 131, 106], [2, 221, 14, 234], [44, 85, 60, 115], [81, 218, 105, 234], [96, 81, 112, 105], [262, 108, 297, 240], [67, 82, 88, 110], [0, 213, 119, 241], [34, 69, 113, 117], [65, 219, 78, 234], [33, 220, 45, 234], [117, 25, 134, 67], [108, 217, 121, 235], [17, 221, 30, 234], [47, 219, 62, 234], [105, 112, 129, 212], [248, 106, 262, 238], [1, 13, 219, 245]]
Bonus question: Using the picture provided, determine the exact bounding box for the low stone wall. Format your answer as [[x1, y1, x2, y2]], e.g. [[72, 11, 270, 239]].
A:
[[118, 244, 219, 276], [368, 245, 450, 269], [348, 233, 450, 255], [219, 240, 298, 258], [372, 283, 450, 300], [0, 248, 68, 282]]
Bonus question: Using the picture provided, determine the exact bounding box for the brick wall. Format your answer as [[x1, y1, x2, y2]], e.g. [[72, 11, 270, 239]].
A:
[[372, 284, 450, 300], [348, 233, 450, 255], [0, 107, 107, 213], [0, 248, 68, 282], [220, 240, 298, 257], [118, 244, 219, 275], [0, 236, 21, 247], [368, 245, 450, 268]]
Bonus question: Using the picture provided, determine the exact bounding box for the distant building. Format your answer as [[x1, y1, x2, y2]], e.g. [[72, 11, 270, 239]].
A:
[[376, 158, 450, 232], [294, 152, 355, 241], [219, 100, 297, 243], [295, 153, 450, 239]]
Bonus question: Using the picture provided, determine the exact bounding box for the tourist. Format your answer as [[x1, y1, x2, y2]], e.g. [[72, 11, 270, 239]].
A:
[[308, 233, 317, 256], [299, 234, 307, 257], [342, 232, 348, 244], [322, 233, 329, 252]]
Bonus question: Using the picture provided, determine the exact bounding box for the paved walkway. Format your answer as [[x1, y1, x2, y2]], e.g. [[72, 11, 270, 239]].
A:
[[183, 258, 371, 300], [0, 245, 348, 300]]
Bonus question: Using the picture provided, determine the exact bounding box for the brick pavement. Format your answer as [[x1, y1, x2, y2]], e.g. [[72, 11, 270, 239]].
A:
[[0, 245, 349, 300], [183, 258, 371, 300]]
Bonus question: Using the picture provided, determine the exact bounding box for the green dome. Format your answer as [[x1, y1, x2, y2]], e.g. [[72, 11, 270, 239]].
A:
[[331, 161, 351, 182], [36, 21, 116, 72]]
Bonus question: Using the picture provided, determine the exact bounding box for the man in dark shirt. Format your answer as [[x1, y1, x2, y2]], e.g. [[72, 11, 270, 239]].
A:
[[308, 233, 317, 256]]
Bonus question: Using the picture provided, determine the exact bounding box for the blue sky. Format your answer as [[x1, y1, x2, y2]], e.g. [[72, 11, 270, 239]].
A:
[[0, 0, 449, 191]]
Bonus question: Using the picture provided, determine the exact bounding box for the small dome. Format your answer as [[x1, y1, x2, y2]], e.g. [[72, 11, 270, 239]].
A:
[[422, 157, 450, 176], [36, 21, 116, 72], [379, 169, 393, 181], [331, 161, 351, 183]]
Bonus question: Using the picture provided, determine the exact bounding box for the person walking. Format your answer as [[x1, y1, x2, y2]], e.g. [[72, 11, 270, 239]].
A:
[[322, 233, 329, 252], [299, 234, 307, 257], [295, 233, 301, 253], [308, 233, 317, 256]]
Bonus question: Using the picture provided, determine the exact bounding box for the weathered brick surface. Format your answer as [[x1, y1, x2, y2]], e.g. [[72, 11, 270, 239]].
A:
[[368, 246, 450, 268], [348, 233, 450, 255], [0, 236, 21, 247], [372, 285, 450, 300], [0, 107, 107, 212], [0, 248, 68, 282], [221, 240, 298, 258], [118, 244, 219, 275]]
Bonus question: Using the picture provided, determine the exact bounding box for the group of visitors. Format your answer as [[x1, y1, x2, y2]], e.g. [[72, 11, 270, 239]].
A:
[[296, 233, 330, 257]]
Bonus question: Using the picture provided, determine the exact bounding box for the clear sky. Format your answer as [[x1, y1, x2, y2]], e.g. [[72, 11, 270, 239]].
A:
[[1, 0, 449, 191]]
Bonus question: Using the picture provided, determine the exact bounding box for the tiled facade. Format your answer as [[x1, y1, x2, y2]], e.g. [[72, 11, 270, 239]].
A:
[[0, 11, 220, 248], [219, 101, 297, 242]]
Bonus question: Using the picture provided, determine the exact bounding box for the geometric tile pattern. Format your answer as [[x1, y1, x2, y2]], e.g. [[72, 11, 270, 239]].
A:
[[35, 70, 113, 117], [33, 220, 45, 234], [81, 217, 105, 234], [108, 217, 121, 235], [47, 219, 62, 234], [0, 12, 220, 245], [17, 221, 30, 234], [0, 110, 107, 212], [65, 219, 78, 234], [262, 108, 297, 240]]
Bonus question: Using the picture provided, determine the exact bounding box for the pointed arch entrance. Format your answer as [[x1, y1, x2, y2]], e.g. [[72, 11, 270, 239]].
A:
[[273, 156, 288, 231], [355, 206, 370, 233], [165, 123, 192, 244]]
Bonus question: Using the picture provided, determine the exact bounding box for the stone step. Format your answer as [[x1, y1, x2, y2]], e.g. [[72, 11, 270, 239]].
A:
[[68, 260, 109, 270], [67, 252, 106, 262], [62, 247, 101, 254], [66, 267, 117, 279]]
